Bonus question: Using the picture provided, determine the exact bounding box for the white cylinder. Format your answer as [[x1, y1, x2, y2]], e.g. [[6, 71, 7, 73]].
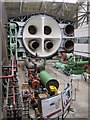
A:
[[23, 14, 62, 58]]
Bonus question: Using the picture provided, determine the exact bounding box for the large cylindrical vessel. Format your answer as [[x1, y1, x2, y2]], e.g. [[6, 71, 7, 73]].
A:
[[39, 70, 59, 90], [23, 14, 62, 58]]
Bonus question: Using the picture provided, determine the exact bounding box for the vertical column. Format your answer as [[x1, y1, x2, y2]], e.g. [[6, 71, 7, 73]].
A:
[[0, 1, 2, 120], [2, 1, 8, 65], [87, 1, 90, 24], [88, 1, 90, 119]]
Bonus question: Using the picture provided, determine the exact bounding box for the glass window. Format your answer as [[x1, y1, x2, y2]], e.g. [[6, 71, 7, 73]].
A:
[[88, 37, 90, 44]]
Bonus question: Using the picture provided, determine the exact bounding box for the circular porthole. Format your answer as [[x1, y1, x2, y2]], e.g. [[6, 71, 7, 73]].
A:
[[28, 40, 39, 50], [28, 25, 37, 35], [64, 40, 74, 51], [44, 40, 53, 50], [44, 26, 52, 35], [64, 24, 74, 36]]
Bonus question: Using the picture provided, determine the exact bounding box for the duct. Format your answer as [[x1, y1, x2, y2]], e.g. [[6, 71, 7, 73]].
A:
[[44, 40, 54, 50], [64, 24, 74, 36], [28, 40, 39, 50], [64, 40, 74, 51]]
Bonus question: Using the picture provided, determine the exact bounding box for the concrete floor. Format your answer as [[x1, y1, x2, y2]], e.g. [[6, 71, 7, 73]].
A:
[[46, 64, 89, 119], [18, 61, 89, 119]]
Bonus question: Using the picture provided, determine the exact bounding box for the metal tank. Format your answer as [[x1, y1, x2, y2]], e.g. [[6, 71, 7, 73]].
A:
[[39, 70, 59, 90]]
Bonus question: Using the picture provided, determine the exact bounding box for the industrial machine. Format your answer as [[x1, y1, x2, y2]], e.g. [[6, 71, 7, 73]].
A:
[[7, 13, 75, 59], [53, 58, 89, 75], [1, 13, 76, 119]]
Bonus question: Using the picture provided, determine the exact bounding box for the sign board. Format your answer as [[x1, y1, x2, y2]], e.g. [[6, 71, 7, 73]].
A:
[[41, 80, 74, 119], [70, 74, 82, 80], [41, 94, 62, 118], [62, 82, 72, 113]]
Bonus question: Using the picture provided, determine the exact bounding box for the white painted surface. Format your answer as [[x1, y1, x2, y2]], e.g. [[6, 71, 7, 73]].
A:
[[75, 24, 89, 37], [74, 44, 90, 52]]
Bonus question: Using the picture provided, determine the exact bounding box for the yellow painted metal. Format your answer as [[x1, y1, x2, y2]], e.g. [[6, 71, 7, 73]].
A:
[[49, 85, 58, 95]]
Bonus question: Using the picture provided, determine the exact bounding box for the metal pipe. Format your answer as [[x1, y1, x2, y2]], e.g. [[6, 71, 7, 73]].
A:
[[64, 24, 74, 36], [64, 40, 74, 51], [28, 40, 39, 50], [20, 0, 24, 14], [44, 40, 53, 50], [76, 61, 89, 65], [2, 66, 17, 68]]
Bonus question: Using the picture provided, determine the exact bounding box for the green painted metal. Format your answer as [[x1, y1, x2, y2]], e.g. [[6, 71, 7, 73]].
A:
[[53, 62, 67, 70], [53, 60, 89, 75], [66, 53, 73, 59], [76, 61, 89, 65], [71, 69, 86, 75], [39, 70, 59, 90]]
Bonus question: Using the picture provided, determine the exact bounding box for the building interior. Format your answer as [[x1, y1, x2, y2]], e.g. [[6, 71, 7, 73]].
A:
[[0, 0, 90, 119]]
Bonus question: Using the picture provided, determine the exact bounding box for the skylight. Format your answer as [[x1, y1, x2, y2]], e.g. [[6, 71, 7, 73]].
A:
[[44, 0, 78, 3], [3, 0, 78, 3]]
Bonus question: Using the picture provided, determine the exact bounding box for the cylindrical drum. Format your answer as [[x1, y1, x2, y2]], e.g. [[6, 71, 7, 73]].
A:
[[23, 14, 62, 58], [39, 70, 59, 90]]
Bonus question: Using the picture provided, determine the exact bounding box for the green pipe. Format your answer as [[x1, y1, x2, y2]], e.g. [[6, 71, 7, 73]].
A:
[[39, 70, 59, 90], [71, 69, 86, 75], [76, 61, 89, 65], [53, 61, 89, 75]]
